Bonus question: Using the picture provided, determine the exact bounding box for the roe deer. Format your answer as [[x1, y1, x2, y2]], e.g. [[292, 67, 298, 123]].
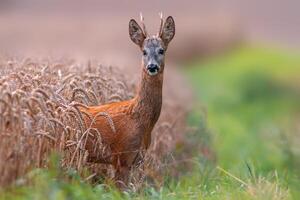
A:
[[81, 14, 175, 187]]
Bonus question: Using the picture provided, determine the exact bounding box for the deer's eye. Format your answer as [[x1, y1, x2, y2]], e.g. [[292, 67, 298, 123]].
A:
[[158, 49, 164, 55], [143, 50, 147, 56]]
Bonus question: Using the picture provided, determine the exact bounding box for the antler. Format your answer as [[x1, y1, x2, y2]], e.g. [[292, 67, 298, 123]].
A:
[[140, 13, 148, 36], [158, 12, 164, 37]]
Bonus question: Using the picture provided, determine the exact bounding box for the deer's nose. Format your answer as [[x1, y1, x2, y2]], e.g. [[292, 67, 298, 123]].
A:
[[146, 64, 159, 76], [147, 64, 159, 72]]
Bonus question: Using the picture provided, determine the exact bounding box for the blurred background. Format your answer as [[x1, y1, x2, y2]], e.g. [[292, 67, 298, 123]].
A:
[[0, 0, 299, 199], [1, 0, 300, 58]]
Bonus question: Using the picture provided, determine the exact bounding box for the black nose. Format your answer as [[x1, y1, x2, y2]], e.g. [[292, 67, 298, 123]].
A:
[[147, 64, 159, 72]]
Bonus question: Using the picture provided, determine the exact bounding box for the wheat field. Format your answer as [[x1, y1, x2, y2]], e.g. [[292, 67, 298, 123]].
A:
[[0, 56, 189, 189]]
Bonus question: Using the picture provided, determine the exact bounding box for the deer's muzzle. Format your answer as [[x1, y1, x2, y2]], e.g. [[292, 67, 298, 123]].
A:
[[146, 64, 160, 76]]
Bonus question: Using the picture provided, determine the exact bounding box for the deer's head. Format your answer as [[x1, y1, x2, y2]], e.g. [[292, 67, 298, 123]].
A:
[[129, 14, 175, 76]]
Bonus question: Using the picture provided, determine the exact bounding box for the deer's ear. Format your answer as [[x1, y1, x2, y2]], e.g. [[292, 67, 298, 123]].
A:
[[161, 16, 175, 45], [129, 19, 145, 47]]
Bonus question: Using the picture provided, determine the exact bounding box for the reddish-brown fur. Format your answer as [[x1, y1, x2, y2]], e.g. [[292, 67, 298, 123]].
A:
[[80, 15, 175, 187], [81, 70, 163, 184]]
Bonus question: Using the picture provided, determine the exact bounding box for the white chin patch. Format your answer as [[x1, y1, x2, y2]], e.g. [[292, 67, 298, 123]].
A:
[[147, 68, 159, 76]]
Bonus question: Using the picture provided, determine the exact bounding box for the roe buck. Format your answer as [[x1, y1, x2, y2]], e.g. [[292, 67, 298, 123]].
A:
[[81, 14, 175, 186]]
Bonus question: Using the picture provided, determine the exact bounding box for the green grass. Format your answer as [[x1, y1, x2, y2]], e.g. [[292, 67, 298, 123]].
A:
[[0, 156, 293, 200], [185, 45, 300, 199], [1, 45, 300, 199]]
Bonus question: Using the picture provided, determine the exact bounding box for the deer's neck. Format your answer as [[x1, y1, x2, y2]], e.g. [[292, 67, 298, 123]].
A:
[[134, 68, 163, 127]]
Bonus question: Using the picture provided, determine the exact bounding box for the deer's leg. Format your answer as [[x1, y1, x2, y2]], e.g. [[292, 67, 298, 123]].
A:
[[113, 156, 130, 190]]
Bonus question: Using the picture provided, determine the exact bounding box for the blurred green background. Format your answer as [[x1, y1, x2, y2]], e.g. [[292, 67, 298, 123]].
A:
[[185, 46, 300, 199]]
